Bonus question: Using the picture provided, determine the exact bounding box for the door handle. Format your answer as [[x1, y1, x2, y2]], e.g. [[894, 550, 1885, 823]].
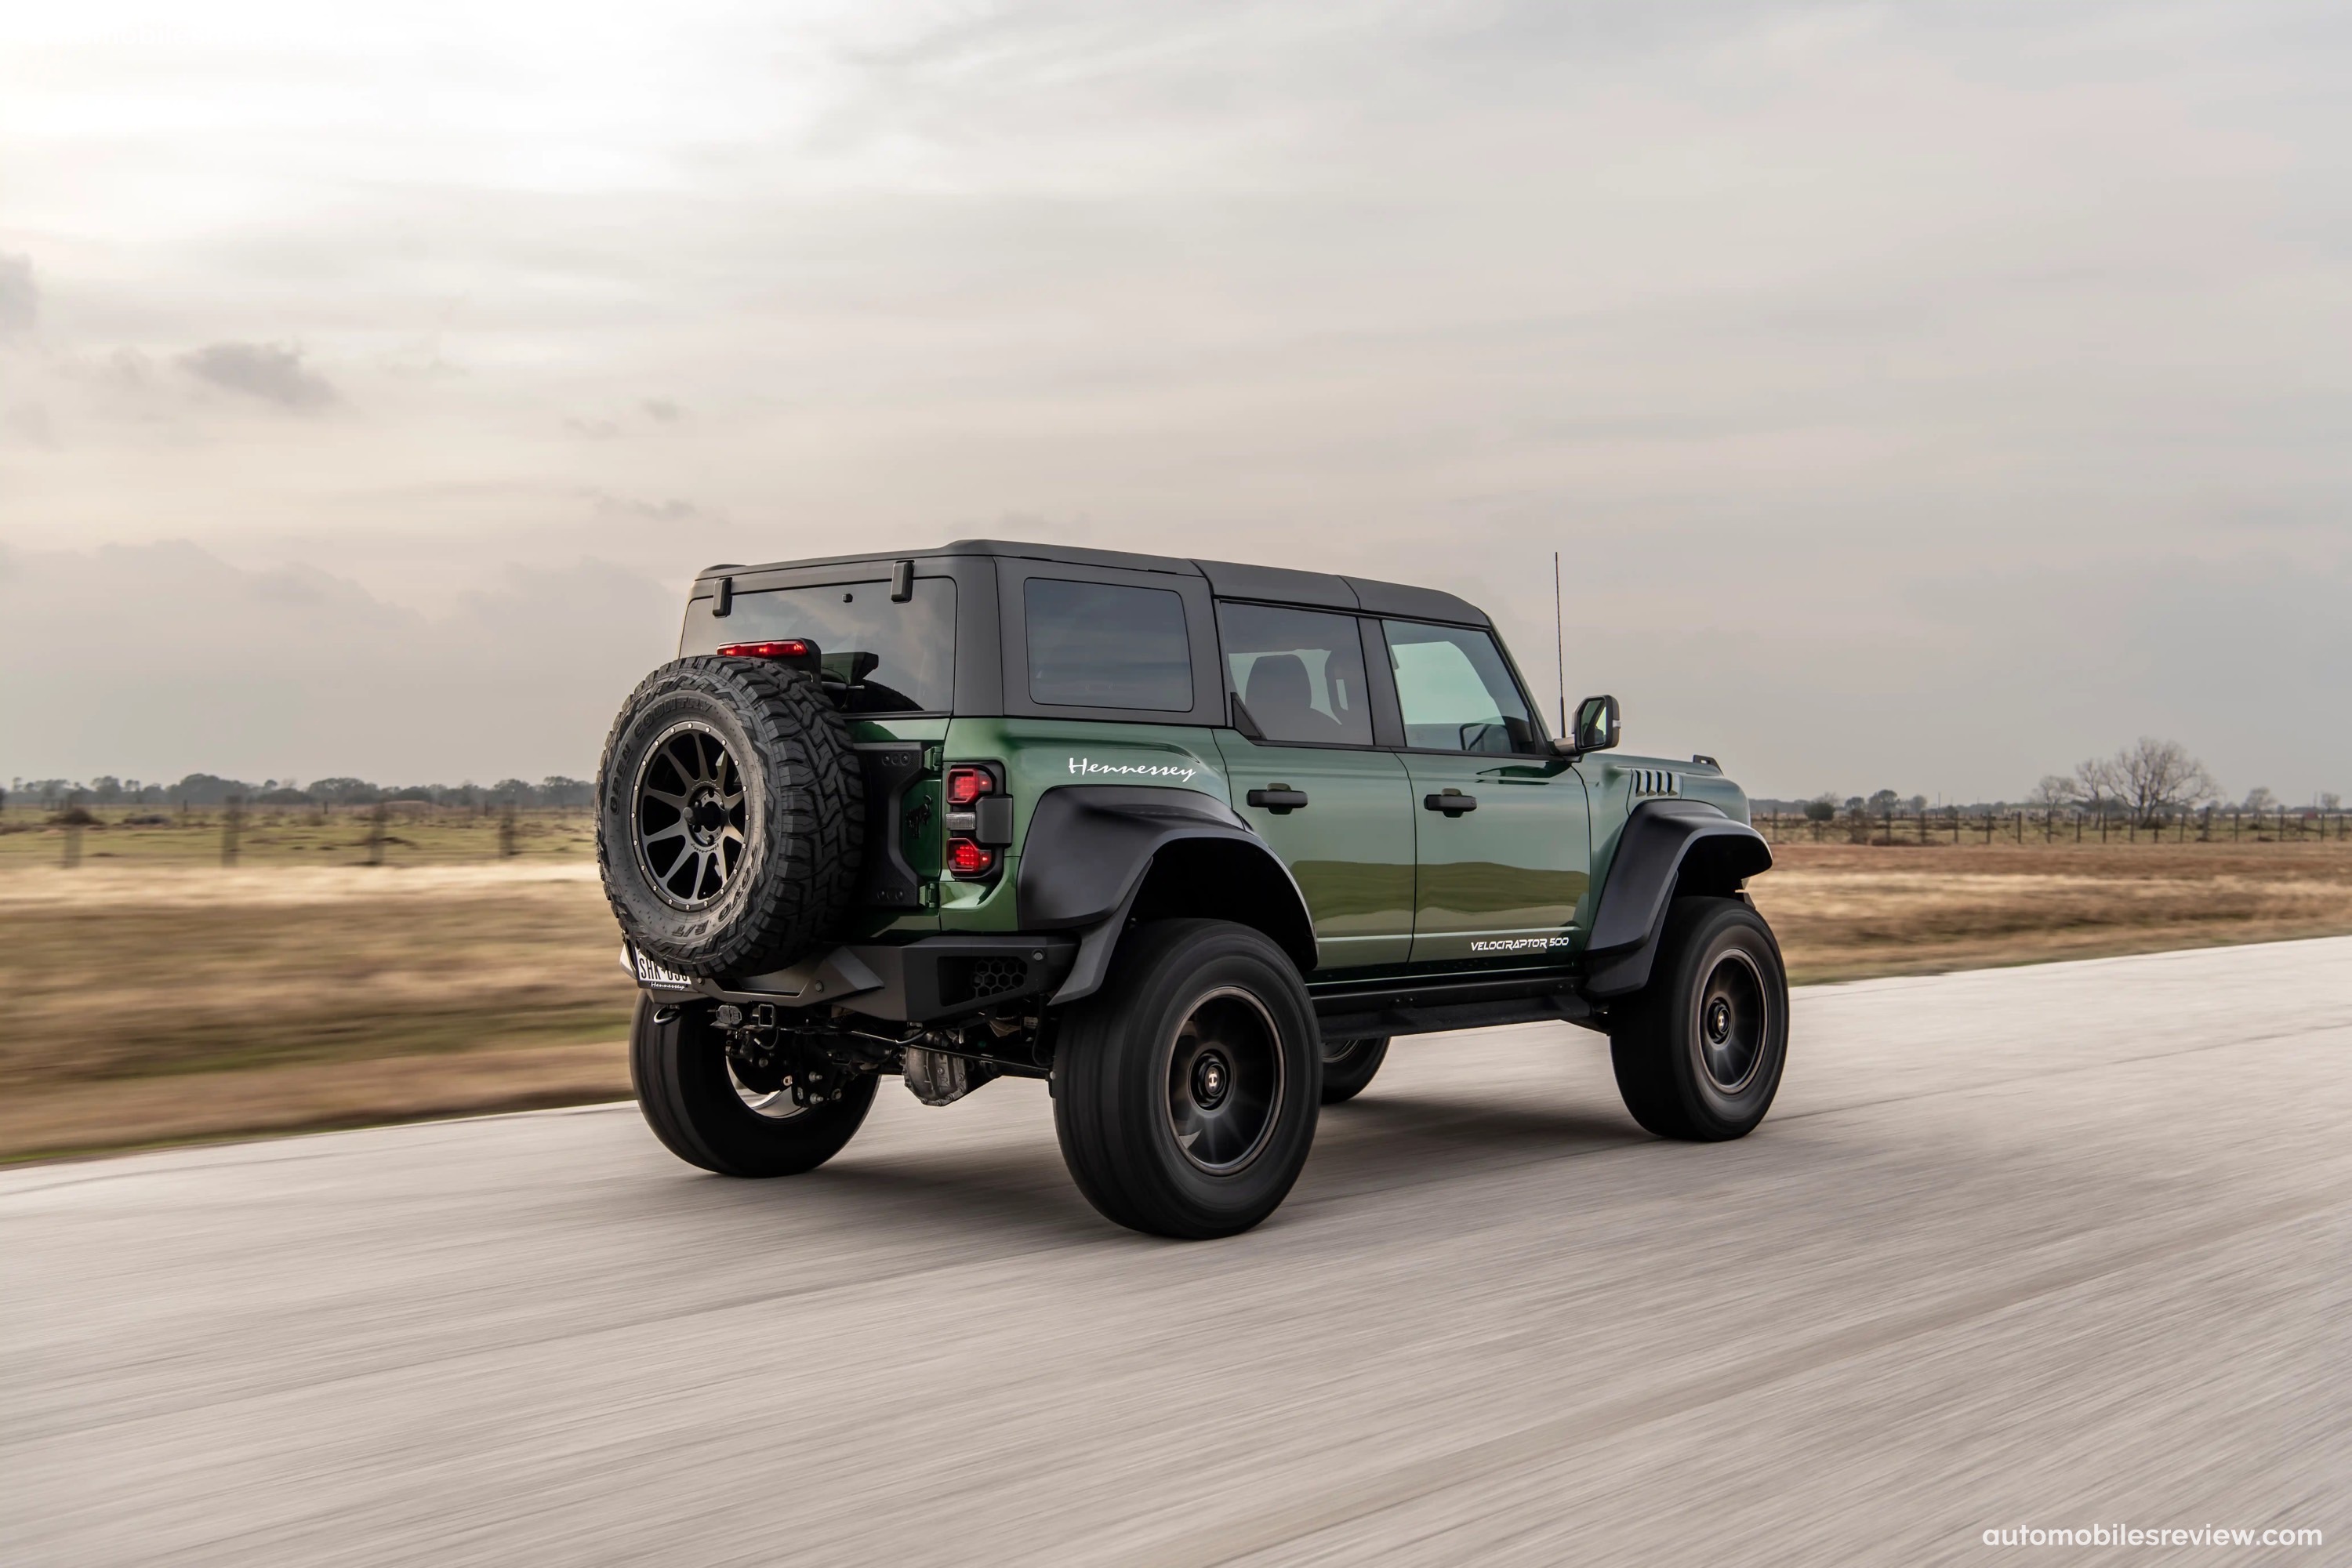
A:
[[1424, 790, 1478, 816], [1247, 786, 1309, 815]]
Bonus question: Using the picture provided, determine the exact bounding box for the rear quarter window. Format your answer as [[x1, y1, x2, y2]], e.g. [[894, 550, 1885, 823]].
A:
[[1023, 578, 1193, 711]]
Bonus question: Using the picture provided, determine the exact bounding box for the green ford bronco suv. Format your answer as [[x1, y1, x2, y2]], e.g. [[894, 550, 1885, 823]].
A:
[[598, 539, 1784, 1237]]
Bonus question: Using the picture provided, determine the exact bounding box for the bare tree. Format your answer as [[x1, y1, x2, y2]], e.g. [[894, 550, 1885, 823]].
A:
[[2241, 786, 2277, 814], [2030, 774, 2078, 810], [2075, 739, 2218, 828]]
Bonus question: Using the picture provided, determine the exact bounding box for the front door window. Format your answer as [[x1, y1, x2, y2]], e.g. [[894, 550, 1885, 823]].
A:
[[1384, 622, 1541, 755]]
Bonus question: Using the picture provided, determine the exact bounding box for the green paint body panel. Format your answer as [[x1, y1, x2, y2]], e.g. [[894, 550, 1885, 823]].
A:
[[936, 717, 1230, 935], [1580, 754, 1748, 924], [1398, 752, 1591, 964], [1214, 733, 1415, 969]]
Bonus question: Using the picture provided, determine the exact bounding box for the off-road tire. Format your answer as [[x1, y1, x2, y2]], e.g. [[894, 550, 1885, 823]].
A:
[[1610, 896, 1788, 1140], [1053, 920, 1322, 1239], [597, 656, 863, 978], [1319, 1036, 1390, 1105], [630, 996, 877, 1176]]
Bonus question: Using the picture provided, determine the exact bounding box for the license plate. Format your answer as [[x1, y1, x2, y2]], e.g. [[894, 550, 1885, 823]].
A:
[[632, 951, 695, 989]]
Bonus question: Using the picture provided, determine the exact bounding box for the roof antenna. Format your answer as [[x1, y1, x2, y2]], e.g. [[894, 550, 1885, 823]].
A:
[[1552, 550, 1566, 735]]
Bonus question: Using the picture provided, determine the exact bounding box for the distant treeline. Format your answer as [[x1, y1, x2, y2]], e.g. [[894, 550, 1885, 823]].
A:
[[6, 774, 596, 810]]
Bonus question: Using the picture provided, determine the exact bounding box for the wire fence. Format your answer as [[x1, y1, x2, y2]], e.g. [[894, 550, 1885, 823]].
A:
[[0, 799, 593, 870], [1760, 805, 2349, 848]]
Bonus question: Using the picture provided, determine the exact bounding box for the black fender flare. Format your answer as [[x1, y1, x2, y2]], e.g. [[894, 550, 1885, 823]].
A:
[[1016, 785, 1316, 1004], [1582, 799, 1773, 999]]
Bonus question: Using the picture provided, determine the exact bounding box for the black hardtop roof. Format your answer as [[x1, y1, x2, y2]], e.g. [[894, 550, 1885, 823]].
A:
[[696, 539, 1488, 627]]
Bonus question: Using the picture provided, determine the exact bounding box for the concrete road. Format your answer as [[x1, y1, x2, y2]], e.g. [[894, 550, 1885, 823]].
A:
[[7, 940, 2348, 1566]]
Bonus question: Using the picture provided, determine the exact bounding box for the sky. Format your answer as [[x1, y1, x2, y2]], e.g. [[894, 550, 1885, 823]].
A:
[[2, 0, 2347, 802]]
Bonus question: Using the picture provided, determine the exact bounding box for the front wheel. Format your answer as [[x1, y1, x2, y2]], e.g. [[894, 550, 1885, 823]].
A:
[[1610, 897, 1788, 1140], [630, 995, 877, 1176], [1053, 920, 1322, 1239], [1319, 1036, 1390, 1104]]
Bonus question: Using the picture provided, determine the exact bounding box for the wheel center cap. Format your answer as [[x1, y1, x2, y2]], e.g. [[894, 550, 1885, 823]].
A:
[[1705, 998, 1733, 1044], [1192, 1052, 1230, 1109], [688, 789, 728, 844]]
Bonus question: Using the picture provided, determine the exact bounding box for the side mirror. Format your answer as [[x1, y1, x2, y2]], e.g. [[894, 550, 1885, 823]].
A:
[[1554, 694, 1620, 758]]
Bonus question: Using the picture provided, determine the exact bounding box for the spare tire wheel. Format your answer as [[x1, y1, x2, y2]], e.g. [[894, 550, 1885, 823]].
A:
[[596, 655, 865, 978]]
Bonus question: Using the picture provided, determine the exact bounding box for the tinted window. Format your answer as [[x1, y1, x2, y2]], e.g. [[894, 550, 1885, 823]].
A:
[[1219, 602, 1373, 746], [1025, 578, 1193, 710], [1384, 620, 1540, 753], [682, 578, 956, 714]]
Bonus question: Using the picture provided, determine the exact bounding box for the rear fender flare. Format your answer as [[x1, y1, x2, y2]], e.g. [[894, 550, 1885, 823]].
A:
[[1017, 786, 1316, 1004], [1583, 800, 1773, 998]]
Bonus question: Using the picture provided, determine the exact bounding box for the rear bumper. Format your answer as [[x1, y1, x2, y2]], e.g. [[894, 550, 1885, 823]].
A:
[[623, 934, 1079, 1025]]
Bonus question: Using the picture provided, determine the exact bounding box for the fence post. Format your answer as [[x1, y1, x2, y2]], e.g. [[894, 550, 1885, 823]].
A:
[[499, 799, 518, 860], [366, 802, 388, 866], [221, 796, 244, 867]]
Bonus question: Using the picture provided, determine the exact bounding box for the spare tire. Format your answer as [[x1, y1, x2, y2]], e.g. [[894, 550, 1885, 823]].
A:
[[596, 656, 865, 978]]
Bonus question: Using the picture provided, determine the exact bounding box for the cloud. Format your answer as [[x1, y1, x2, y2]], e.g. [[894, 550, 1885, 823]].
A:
[[0, 253, 34, 335], [0, 542, 677, 781], [2, 2, 2348, 799], [176, 343, 336, 410]]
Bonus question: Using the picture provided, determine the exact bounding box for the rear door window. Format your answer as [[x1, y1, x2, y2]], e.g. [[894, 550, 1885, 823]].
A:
[[1025, 578, 1194, 711], [683, 578, 956, 714], [1218, 602, 1374, 746], [1383, 619, 1541, 753]]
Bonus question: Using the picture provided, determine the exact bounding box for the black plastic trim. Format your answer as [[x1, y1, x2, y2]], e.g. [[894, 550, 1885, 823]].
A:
[[853, 742, 930, 913], [1309, 966, 1594, 1037], [1581, 799, 1773, 998], [842, 935, 1079, 1022], [1015, 785, 1268, 928]]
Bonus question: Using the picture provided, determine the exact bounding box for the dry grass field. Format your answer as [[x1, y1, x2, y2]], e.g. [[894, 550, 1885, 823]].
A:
[[1753, 841, 2352, 982], [3, 808, 2349, 1160]]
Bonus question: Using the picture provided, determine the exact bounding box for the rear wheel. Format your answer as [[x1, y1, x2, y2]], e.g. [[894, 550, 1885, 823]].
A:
[[630, 996, 877, 1176], [1610, 897, 1788, 1140], [1319, 1036, 1390, 1104], [1053, 920, 1321, 1239]]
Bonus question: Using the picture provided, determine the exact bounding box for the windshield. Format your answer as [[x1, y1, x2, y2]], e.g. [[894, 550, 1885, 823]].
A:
[[681, 577, 956, 714]]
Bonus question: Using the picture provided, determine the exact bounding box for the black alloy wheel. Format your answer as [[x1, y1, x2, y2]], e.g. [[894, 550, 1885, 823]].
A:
[[633, 721, 746, 908], [1695, 949, 1768, 1094], [1166, 988, 1285, 1173]]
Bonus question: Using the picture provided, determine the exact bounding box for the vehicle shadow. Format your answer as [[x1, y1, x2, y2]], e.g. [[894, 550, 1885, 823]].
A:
[[1303, 1091, 1647, 1191], [784, 1142, 1116, 1243]]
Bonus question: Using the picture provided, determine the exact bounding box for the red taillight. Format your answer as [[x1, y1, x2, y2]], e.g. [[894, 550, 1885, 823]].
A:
[[717, 639, 810, 659], [946, 765, 993, 807], [946, 837, 995, 876]]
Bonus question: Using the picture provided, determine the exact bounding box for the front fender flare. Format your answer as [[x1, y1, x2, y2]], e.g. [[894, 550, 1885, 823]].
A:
[[1582, 799, 1773, 998]]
